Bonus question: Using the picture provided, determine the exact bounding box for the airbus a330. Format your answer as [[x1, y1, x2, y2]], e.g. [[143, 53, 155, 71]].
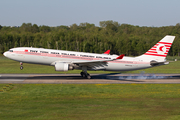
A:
[[3, 35, 175, 79]]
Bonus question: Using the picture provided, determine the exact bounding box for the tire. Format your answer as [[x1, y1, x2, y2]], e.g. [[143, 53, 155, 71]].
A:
[[87, 73, 91, 79], [80, 72, 86, 78], [80, 72, 84, 77], [20, 66, 23, 70], [87, 75, 91, 79]]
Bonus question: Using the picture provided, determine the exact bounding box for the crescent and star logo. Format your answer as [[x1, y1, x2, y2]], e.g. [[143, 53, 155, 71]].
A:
[[156, 44, 166, 54]]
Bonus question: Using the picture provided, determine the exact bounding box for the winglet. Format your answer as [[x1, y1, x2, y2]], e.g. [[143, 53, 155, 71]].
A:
[[116, 54, 124, 59], [104, 50, 110, 54]]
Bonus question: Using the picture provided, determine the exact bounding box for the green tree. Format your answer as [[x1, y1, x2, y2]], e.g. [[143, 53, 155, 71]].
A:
[[0, 21, 180, 56], [99, 20, 120, 28], [31, 24, 39, 33], [20, 23, 32, 32], [0, 25, 2, 30], [40, 25, 51, 32]]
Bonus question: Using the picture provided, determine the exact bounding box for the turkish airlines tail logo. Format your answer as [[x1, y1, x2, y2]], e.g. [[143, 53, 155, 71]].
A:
[[144, 42, 172, 57]]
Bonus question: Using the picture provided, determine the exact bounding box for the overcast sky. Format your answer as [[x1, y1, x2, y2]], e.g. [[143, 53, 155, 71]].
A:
[[1, 0, 180, 27]]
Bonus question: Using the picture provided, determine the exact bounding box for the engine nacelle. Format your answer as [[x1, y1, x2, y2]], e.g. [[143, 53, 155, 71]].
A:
[[54, 62, 74, 71]]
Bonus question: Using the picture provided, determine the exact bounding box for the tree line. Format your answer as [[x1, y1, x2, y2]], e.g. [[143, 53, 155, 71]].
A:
[[0, 21, 180, 56]]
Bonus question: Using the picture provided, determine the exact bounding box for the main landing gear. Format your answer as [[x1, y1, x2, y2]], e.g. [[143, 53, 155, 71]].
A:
[[20, 62, 23, 70], [80, 66, 91, 79], [80, 71, 91, 79]]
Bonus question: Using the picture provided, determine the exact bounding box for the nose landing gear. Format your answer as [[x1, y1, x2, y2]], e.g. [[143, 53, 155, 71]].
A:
[[20, 62, 23, 70]]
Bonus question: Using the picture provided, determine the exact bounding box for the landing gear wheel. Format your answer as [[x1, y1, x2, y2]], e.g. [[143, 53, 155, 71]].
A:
[[86, 73, 91, 79], [80, 72, 86, 78], [80, 72, 83, 77], [80, 72, 91, 79], [20, 66, 23, 70]]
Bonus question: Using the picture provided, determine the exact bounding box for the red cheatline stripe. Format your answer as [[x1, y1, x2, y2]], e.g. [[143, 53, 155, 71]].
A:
[[144, 53, 166, 57], [148, 50, 156, 52], [146, 51, 157, 54], [13, 51, 116, 61], [151, 47, 157, 49], [148, 49, 157, 51], [147, 51, 157, 53], [165, 45, 171, 47], [147, 51, 168, 54], [158, 42, 172, 45]]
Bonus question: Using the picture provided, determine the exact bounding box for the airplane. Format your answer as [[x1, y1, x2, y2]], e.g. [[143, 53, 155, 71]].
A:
[[3, 35, 175, 79]]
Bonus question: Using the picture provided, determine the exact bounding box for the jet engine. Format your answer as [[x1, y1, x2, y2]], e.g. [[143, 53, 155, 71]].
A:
[[54, 62, 74, 71]]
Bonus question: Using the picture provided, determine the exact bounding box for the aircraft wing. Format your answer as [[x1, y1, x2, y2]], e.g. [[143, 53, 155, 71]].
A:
[[73, 58, 115, 64], [51, 54, 124, 70], [72, 54, 124, 64], [72, 54, 124, 70]]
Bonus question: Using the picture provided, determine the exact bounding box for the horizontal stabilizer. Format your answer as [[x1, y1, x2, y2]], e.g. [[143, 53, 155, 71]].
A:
[[150, 60, 169, 66]]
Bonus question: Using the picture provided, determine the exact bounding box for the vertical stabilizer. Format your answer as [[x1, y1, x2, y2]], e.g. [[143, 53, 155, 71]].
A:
[[137, 35, 175, 62]]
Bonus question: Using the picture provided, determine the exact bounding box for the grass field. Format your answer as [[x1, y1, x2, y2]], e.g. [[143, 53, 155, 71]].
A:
[[1, 55, 180, 74], [1, 55, 180, 120], [0, 84, 180, 120]]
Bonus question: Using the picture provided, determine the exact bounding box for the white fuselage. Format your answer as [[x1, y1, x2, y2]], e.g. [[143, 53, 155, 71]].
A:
[[3, 47, 152, 71]]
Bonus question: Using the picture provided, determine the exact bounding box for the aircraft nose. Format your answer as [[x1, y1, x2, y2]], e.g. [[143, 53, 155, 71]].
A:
[[3, 52, 7, 57]]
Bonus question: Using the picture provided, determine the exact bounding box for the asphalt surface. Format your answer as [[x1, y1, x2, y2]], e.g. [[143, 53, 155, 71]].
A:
[[1, 73, 180, 84]]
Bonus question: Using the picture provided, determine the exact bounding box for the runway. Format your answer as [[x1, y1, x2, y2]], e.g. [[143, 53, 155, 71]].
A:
[[1, 73, 180, 84]]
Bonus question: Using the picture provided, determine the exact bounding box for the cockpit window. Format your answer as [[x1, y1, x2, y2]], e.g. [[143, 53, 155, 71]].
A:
[[9, 50, 13, 52]]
